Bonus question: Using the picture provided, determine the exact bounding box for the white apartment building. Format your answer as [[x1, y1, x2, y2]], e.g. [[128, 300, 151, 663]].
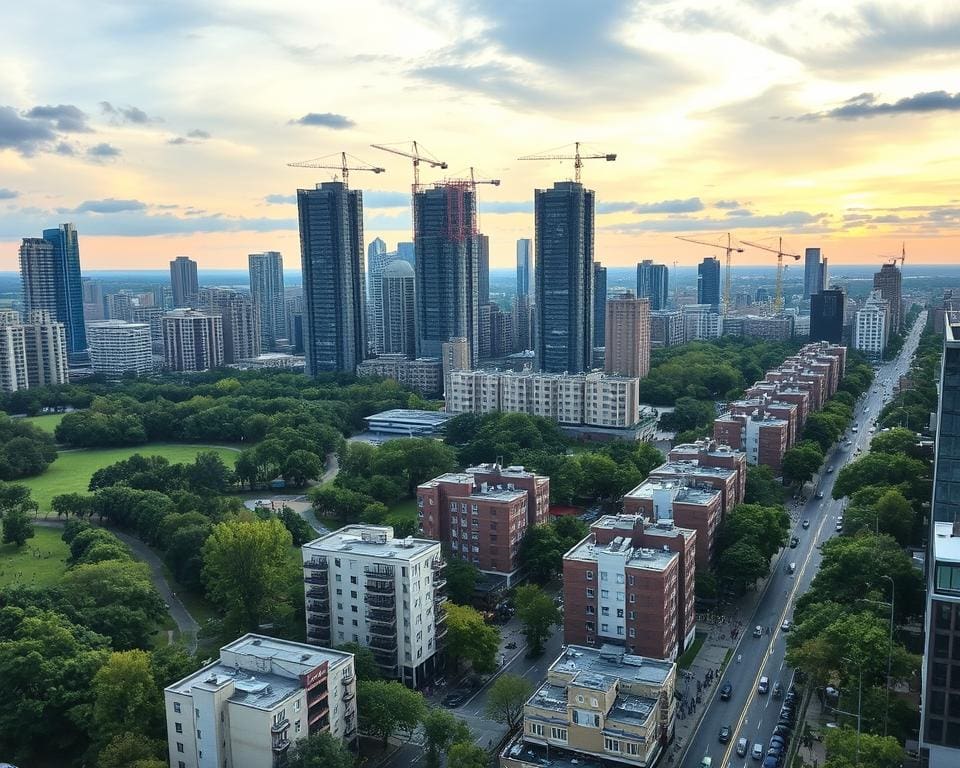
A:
[[681, 304, 722, 342], [0, 311, 28, 392], [22, 310, 68, 387], [302, 525, 446, 688], [853, 289, 889, 359], [163, 634, 357, 768], [356, 355, 443, 396], [87, 320, 153, 377], [162, 309, 224, 371]]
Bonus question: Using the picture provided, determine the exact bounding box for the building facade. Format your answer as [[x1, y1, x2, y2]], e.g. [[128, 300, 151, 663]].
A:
[[517, 238, 532, 298], [605, 292, 651, 379], [19, 310, 69, 387], [162, 309, 224, 371], [873, 262, 903, 335], [298, 181, 367, 374], [810, 289, 845, 344], [163, 634, 357, 768], [200, 288, 261, 364], [649, 310, 683, 349], [87, 320, 153, 377], [366, 237, 394, 355], [0, 312, 28, 392], [170, 255, 199, 308], [636, 261, 669, 311], [356, 355, 442, 396], [853, 290, 889, 358], [803, 247, 824, 299], [248, 251, 286, 351], [302, 525, 446, 688], [682, 304, 722, 341], [593, 261, 607, 350], [696, 257, 721, 309], [380, 259, 417, 358]]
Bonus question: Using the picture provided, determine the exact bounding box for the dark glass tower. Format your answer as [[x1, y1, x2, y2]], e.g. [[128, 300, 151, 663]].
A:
[[637, 260, 669, 310], [593, 262, 607, 350], [32, 223, 87, 358], [478, 234, 490, 307], [534, 181, 594, 374], [298, 181, 366, 374], [516, 238, 532, 298], [169, 255, 199, 308], [697, 257, 721, 309], [810, 289, 845, 343]]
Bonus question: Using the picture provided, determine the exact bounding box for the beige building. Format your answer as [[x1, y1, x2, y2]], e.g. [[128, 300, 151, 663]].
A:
[[23, 310, 68, 387], [200, 288, 261, 363], [605, 292, 651, 379], [163, 634, 357, 768], [501, 645, 677, 768], [441, 336, 471, 398], [162, 309, 224, 371], [0, 311, 28, 392], [87, 320, 153, 377], [356, 354, 443, 396]]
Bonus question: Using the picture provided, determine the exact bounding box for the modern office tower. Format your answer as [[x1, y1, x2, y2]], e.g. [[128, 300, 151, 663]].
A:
[[637, 260, 669, 310], [302, 525, 446, 687], [478, 234, 490, 307], [82, 278, 102, 306], [413, 182, 481, 363], [535, 181, 594, 374], [516, 238, 532, 298], [593, 261, 607, 350], [477, 304, 492, 359], [163, 634, 358, 767], [285, 294, 304, 352], [162, 309, 224, 371], [820, 257, 829, 290], [696, 257, 721, 309], [0, 312, 28, 392], [105, 292, 135, 322], [397, 241, 415, 267], [200, 288, 261, 363], [490, 303, 515, 358], [381, 260, 416, 358], [650, 310, 684, 348], [131, 306, 165, 351], [441, 336, 471, 398], [87, 321, 153, 377], [853, 290, 889, 358], [513, 295, 534, 351], [417, 462, 549, 583], [298, 181, 367, 374], [21, 311, 68, 387], [366, 237, 395, 355], [19, 238, 58, 317], [169, 255, 199, 308], [873, 262, 903, 334], [502, 646, 677, 768], [803, 247, 825, 298], [810, 289, 846, 343], [755, 287, 770, 304], [562, 514, 696, 660], [605, 292, 651, 379], [921, 313, 960, 767], [248, 251, 286, 351]]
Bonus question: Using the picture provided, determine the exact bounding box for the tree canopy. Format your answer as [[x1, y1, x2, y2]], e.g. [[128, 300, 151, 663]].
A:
[[445, 603, 501, 674]]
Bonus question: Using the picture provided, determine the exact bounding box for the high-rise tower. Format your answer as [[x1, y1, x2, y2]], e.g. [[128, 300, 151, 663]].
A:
[[593, 262, 607, 351], [803, 248, 824, 299], [248, 251, 286, 351], [366, 237, 395, 354], [169, 256, 199, 309], [605, 292, 651, 379], [534, 181, 594, 374], [381, 260, 417, 358], [298, 181, 367, 374], [478, 234, 490, 307], [516, 238, 532, 298], [873, 262, 903, 334], [697, 257, 721, 310], [637, 260, 669, 310]]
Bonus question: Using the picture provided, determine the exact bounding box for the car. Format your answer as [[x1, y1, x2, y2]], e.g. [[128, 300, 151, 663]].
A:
[[752, 743, 764, 760], [758, 676, 770, 694], [773, 725, 792, 739], [851, 425, 859, 432], [719, 725, 731, 743], [816, 490, 824, 499], [762, 757, 779, 768], [773, 681, 783, 698], [802, 519, 810, 529], [754, 625, 763, 638], [442, 692, 467, 708], [781, 620, 793, 632], [720, 682, 733, 700], [789, 537, 799, 548], [737, 737, 749, 757], [786, 562, 797, 575], [770, 735, 787, 750], [699, 758, 712, 768], [836, 522, 843, 532], [826, 465, 835, 473]]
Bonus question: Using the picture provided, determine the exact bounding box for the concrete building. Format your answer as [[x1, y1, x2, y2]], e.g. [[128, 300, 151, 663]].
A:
[[636, 260, 669, 311], [727, 396, 799, 447], [200, 288, 261, 364], [593, 262, 607, 350], [605, 293, 650, 379], [873, 262, 903, 335], [231, 353, 305, 371], [739, 315, 794, 341], [649, 310, 683, 348], [363, 409, 454, 437], [381, 260, 417, 358], [356, 355, 442, 396], [163, 634, 357, 768], [87, 320, 153, 377], [563, 515, 695, 660], [441, 336, 471, 398], [298, 181, 367, 374], [647, 457, 744, 522], [106, 292, 136, 322], [478, 234, 490, 307], [535, 181, 594, 374], [0, 311, 28, 392], [513, 295, 534, 352], [417, 462, 549, 583], [20, 310, 68, 387], [248, 251, 286, 351], [302, 525, 446, 687], [162, 309, 224, 372], [810, 289, 845, 344], [681, 304, 722, 341], [501, 645, 677, 768], [854, 289, 889, 359], [696, 257, 721, 309], [170, 255, 199, 309], [132, 305, 165, 351], [366, 237, 394, 355], [517, 238, 532, 298]]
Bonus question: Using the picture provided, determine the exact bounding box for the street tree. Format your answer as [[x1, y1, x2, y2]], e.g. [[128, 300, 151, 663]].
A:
[[869, 427, 925, 460], [833, 453, 929, 500], [744, 465, 784, 507], [97, 733, 167, 768], [337, 642, 381, 681], [446, 558, 480, 605], [518, 524, 565, 583], [445, 603, 501, 674], [844, 487, 914, 545], [716, 540, 769, 594], [357, 680, 427, 744], [823, 727, 904, 768], [514, 584, 561, 656], [286, 731, 355, 768], [485, 673, 534, 730], [781, 442, 824, 486], [422, 707, 472, 768], [447, 741, 489, 768]]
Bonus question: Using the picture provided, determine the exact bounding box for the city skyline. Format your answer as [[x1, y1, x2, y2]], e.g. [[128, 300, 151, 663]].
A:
[[2, 2, 960, 271]]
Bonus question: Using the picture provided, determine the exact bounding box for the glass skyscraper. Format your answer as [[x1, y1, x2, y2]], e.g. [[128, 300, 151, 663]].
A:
[[593, 261, 607, 350], [637, 260, 669, 310], [697, 256, 721, 310], [516, 238, 532, 298], [248, 251, 286, 351]]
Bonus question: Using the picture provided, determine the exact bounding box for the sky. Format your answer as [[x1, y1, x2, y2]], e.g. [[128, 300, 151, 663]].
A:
[[1, 0, 960, 272]]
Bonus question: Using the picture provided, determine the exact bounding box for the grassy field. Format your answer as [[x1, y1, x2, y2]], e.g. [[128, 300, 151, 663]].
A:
[[0, 527, 70, 589], [23, 443, 240, 511], [385, 497, 418, 529], [23, 413, 65, 434]]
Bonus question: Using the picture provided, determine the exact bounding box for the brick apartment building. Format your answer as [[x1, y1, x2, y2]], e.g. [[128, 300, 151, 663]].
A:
[[562, 515, 696, 661], [417, 462, 549, 582], [713, 411, 790, 473], [648, 459, 742, 521], [728, 397, 799, 446], [744, 382, 812, 427]]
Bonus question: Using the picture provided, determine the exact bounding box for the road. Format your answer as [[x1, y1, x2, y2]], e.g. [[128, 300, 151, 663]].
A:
[[682, 316, 925, 768]]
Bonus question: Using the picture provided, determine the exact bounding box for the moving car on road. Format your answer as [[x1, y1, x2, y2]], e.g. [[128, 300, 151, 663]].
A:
[[781, 619, 793, 632], [752, 743, 764, 760], [789, 537, 799, 548], [720, 682, 733, 700], [442, 692, 467, 708], [758, 676, 770, 694], [753, 625, 763, 637], [737, 737, 749, 757], [802, 520, 810, 529], [718, 725, 731, 743]]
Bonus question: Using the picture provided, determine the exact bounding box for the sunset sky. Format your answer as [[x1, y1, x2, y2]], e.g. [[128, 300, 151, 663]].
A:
[[1, 0, 959, 272]]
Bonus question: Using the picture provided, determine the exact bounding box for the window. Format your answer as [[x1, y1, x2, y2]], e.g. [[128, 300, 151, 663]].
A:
[[197, 729, 202, 739], [177, 743, 185, 754], [336, 574, 342, 582], [617, 592, 624, 601], [600, 571, 608, 581], [937, 563, 960, 594], [629, 628, 636, 638], [629, 593, 636, 603], [616, 573, 624, 584], [586, 605, 595, 615], [601, 606, 609, 616], [601, 589, 609, 598], [617, 626, 624, 636], [338, 617, 344, 625], [601, 623, 609, 632], [336, 588, 343, 596], [351, 605, 358, 613], [195, 708, 200, 719], [625, 742, 641, 755], [628, 574, 635, 586], [628, 610, 635, 619], [586, 588, 594, 598], [295, 720, 302, 733], [586, 621, 594, 632], [576, 694, 584, 703], [179, 763, 186, 768], [352, 619, 358, 626], [335, 558, 341, 567], [550, 727, 568, 742], [586, 571, 594, 580], [530, 722, 544, 736], [175, 722, 182, 733], [174, 702, 181, 713], [294, 699, 301, 712], [591, 697, 598, 707], [605, 738, 621, 752]]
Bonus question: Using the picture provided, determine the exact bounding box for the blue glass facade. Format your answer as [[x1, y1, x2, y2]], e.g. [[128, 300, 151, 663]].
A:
[[697, 257, 721, 309], [41, 223, 86, 356]]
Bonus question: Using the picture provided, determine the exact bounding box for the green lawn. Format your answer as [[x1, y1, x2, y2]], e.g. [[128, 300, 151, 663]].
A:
[[23, 413, 65, 434], [23, 443, 240, 512], [0, 527, 69, 589], [385, 497, 418, 529], [677, 631, 707, 670]]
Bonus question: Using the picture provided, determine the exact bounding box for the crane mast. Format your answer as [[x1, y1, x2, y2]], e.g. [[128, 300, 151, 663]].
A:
[[517, 141, 617, 183], [740, 237, 801, 313], [286, 151, 385, 187], [675, 233, 743, 315]]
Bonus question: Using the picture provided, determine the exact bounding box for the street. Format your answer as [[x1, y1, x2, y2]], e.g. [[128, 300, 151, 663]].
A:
[[681, 317, 925, 768]]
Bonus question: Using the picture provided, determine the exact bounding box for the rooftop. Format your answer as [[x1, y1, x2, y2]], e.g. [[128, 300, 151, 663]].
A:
[[623, 479, 721, 505], [566, 534, 677, 573], [364, 409, 453, 427], [549, 644, 674, 689], [607, 693, 657, 726], [649, 460, 735, 480], [421, 472, 528, 502], [305, 525, 440, 559]]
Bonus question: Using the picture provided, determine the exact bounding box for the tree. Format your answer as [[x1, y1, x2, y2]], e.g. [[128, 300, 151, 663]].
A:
[[2, 506, 35, 547], [575, 453, 621, 500], [447, 741, 489, 768], [52, 492, 96, 519], [150, 643, 201, 689], [552, 515, 589, 550], [485, 673, 533, 730], [844, 487, 914, 545], [164, 524, 211, 591], [823, 727, 904, 768], [744, 465, 783, 507], [716, 540, 769, 594], [0, 414, 57, 479], [782, 442, 824, 486], [0, 482, 38, 519], [445, 603, 501, 674], [337, 642, 381, 681], [283, 449, 324, 488], [446, 558, 480, 605], [278, 507, 316, 546], [514, 584, 561, 656], [97, 732, 167, 768], [202, 518, 298, 634], [518, 525, 565, 583], [869, 427, 925, 459], [422, 708, 472, 768], [91, 650, 163, 747], [833, 453, 929, 500], [187, 451, 233, 494], [717, 503, 789, 561], [286, 731, 356, 768], [357, 680, 427, 744]]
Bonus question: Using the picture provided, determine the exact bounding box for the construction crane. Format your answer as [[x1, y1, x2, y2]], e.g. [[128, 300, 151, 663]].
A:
[[286, 151, 385, 187], [884, 242, 907, 268], [517, 141, 617, 183], [675, 233, 743, 315], [741, 237, 801, 313], [370, 141, 447, 189]]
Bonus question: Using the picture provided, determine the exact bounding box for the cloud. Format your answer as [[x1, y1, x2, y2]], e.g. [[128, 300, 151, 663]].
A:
[[480, 200, 532, 214], [100, 101, 159, 124], [289, 112, 355, 129], [0, 188, 18, 200], [186, 129, 210, 139], [0, 106, 58, 155], [800, 90, 960, 120], [86, 142, 121, 159], [605, 210, 828, 233], [168, 137, 189, 145], [634, 197, 704, 214], [265, 193, 297, 205], [73, 198, 147, 214], [25, 104, 91, 132], [55, 142, 76, 156], [724, 208, 753, 217], [596, 201, 638, 214], [714, 200, 741, 209]]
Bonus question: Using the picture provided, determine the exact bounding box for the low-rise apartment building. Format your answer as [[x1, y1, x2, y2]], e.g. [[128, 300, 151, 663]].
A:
[[163, 634, 357, 768], [728, 397, 799, 448], [357, 355, 443, 396], [666, 441, 747, 504], [713, 410, 790, 473], [648, 460, 742, 520], [501, 645, 677, 768], [301, 525, 445, 688]]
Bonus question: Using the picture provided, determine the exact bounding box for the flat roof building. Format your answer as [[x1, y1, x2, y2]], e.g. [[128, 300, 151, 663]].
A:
[[363, 408, 454, 437]]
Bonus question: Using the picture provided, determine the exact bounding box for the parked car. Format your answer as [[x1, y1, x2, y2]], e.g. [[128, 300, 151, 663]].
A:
[[719, 725, 731, 743], [753, 625, 763, 638], [737, 737, 749, 757], [789, 537, 799, 548], [816, 490, 824, 499], [826, 465, 835, 473], [781, 620, 793, 632], [786, 562, 797, 575], [773, 725, 791, 739], [720, 682, 733, 700], [442, 692, 467, 708], [773, 682, 783, 698]]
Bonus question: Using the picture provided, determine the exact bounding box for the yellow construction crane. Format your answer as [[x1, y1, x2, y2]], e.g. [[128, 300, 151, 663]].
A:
[[741, 237, 801, 313], [370, 141, 447, 189], [517, 141, 617, 183], [286, 151, 385, 187], [675, 233, 743, 314], [884, 242, 907, 268]]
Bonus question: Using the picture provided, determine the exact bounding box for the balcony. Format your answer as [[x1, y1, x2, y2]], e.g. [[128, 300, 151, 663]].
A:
[[307, 599, 329, 613], [306, 587, 328, 599], [431, 557, 446, 572], [369, 620, 397, 638], [366, 606, 395, 622], [308, 615, 330, 628], [342, 688, 355, 702], [304, 557, 328, 570], [435, 623, 449, 640], [434, 594, 448, 607], [271, 717, 290, 733], [365, 564, 395, 578], [304, 572, 329, 586], [370, 636, 398, 652], [435, 609, 447, 624], [341, 673, 355, 686], [307, 628, 331, 642], [366, 578, 395, 595], [433, 576, 447, 590], [365, 593, 394, 608], [272, 738, 291, 753]]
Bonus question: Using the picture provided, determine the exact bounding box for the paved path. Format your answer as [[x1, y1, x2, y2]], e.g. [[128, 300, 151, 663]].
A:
[[36, 519, 200, 653]]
